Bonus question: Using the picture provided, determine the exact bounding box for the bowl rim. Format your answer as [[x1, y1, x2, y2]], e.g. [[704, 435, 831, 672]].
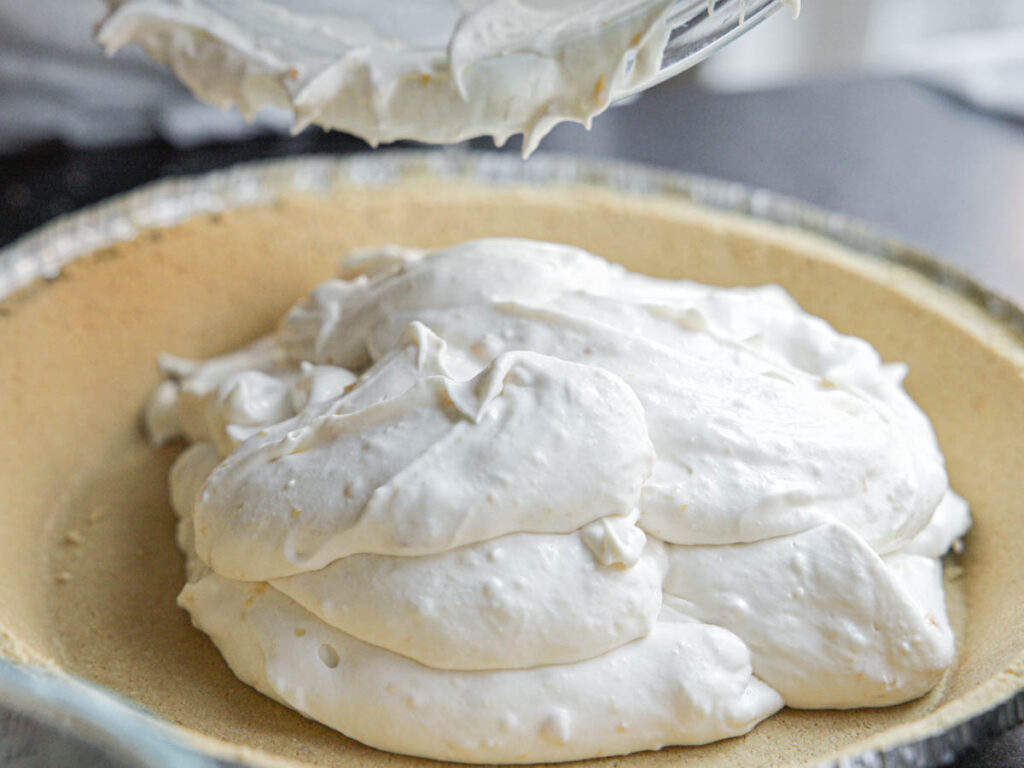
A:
[[1, 148, 1022, 768]]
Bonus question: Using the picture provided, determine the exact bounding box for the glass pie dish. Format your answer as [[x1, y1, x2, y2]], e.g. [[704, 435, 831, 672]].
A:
[[0, 150, 1022, 768]]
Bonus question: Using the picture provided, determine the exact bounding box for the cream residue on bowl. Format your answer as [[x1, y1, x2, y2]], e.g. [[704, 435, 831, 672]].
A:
[[96, 0, 677, 156], [145, 238, 969, 763]]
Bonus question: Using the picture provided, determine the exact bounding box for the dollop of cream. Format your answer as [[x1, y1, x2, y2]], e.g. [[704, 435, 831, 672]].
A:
[[96, 0, 672, 156], [147, 238, 968, 763]]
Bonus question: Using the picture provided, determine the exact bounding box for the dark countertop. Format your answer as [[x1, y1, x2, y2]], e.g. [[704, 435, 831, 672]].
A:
[[543, 76, 1024, 304], [0, 75, 1022, 767], [3, 76, 1022, 300]]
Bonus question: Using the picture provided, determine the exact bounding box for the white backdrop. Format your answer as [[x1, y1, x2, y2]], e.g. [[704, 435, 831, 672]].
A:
[[700, 0, 1024, 118]]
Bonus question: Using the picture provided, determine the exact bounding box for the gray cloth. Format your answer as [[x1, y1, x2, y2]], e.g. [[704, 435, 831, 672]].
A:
[[0, 0, 288, 151]]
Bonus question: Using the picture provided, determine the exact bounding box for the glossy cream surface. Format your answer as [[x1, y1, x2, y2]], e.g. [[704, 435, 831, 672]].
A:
[[145, 238, 969, 763], [96, 0, 673, 155]]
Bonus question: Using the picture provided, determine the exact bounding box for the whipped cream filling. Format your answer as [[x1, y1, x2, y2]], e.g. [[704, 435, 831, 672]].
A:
[[146, 237, 969, 763], [96, 0, 673, 155], [195, 350, 653, 579], [180, 575, 782, 763], [271, 526, 665, 670]]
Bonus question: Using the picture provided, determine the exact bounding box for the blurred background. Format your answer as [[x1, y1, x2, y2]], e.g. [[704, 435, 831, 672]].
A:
[[2, 0, 1022, 303], [0, 1, 1023, 766]]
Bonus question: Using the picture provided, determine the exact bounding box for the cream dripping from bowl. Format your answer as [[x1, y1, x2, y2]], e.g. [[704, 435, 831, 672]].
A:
[[96, 0, 676, 156], [95, 0, 801, 156], [144, 237, 970, 764]]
